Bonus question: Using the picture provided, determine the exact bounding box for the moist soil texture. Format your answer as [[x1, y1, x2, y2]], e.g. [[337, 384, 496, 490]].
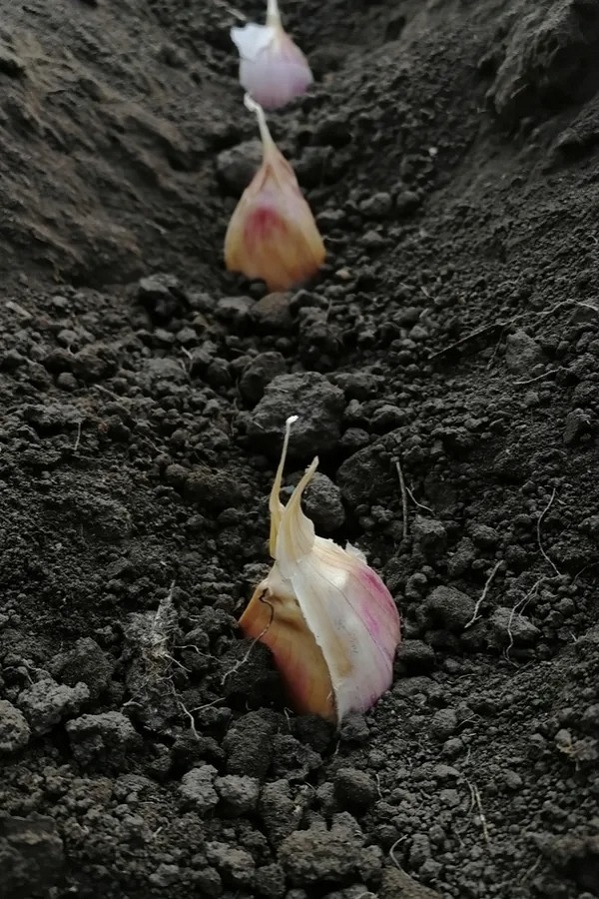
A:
[[1, 0, 599, 897]]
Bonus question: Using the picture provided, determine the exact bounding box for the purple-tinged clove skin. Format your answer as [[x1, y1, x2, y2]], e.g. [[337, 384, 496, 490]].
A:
[[231, 0, 313, 110], [224, 96, 325, 291]]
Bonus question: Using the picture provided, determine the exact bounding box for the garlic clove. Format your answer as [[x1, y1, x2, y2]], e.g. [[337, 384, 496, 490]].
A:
[[230, 0, 312, 109], [239, 416, 401, 724], [224, 97, 325, 292]]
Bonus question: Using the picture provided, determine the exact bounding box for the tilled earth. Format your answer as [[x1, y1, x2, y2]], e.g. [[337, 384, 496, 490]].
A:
[[1, 0, 599, 897]]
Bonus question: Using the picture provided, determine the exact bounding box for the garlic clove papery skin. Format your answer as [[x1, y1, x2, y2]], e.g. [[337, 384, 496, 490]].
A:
[[239, 570, 336, 720], [286, 537, 401, 721], [231, 23, 313, 110], [275, 459, 401, 721], [224, 108, 325, 292], [238, 417, 401, 724]]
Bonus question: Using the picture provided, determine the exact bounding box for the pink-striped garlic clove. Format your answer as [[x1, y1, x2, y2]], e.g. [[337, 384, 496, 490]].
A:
[[239, 416, 401, 724], [224, 96, 325, 292]]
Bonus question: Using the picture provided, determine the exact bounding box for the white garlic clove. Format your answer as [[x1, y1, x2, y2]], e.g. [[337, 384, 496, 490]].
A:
[[230, 0, 313, 110]]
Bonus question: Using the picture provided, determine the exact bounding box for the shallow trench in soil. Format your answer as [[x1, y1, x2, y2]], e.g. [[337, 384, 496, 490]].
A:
[[1, 0, 599, 897]]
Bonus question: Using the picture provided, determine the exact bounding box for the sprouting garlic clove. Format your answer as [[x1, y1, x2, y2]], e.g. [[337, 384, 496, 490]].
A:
[[238, 416, 401, 724], [224, 96, 325, 292], [230, 0, 313, 110]]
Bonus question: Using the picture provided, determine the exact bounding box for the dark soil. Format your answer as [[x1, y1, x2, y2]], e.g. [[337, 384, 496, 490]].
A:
[[2, 0, 599, 897]]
